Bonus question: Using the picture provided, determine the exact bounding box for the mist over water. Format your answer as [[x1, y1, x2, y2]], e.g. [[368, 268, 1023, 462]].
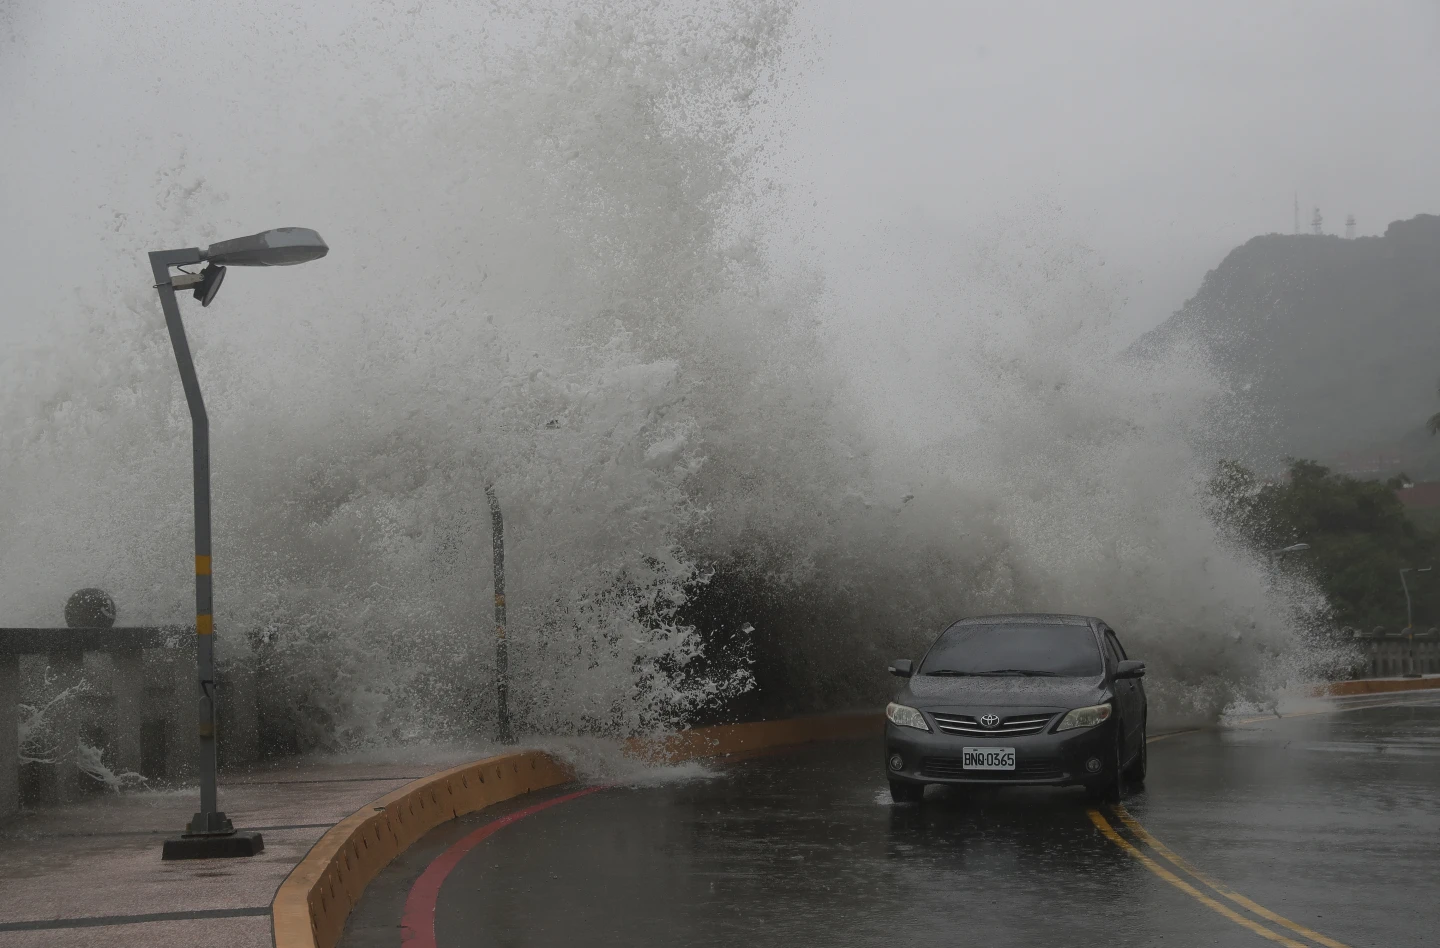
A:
[[0, 1, 1346, 752]]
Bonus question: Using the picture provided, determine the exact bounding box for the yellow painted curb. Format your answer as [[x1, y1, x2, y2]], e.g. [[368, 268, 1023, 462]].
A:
[[271, 751, 572, 948], [270, 712, 881, 948], [1312, 676, 1440, 697]]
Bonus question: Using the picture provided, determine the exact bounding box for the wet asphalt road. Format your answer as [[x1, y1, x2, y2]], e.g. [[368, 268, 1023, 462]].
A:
[[346, 697, 1440, 948]]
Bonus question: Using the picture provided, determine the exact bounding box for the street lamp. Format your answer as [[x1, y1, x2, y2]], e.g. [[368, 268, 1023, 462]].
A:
[[150, 228, 328, 860], [1399, 566, 1432, 679], [1267, 543, 1311, 557], [485, 484, 512, 745]]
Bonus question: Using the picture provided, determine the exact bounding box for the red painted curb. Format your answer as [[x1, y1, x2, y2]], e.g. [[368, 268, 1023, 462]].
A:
[[399, 786, 608, 948]]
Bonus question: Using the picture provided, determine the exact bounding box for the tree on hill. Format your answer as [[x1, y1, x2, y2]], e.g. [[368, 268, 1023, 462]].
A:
[[1207, 459, 1440, 631]]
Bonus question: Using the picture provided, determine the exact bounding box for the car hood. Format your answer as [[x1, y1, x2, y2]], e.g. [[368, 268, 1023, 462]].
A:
[[899, 674, 1108, 712]]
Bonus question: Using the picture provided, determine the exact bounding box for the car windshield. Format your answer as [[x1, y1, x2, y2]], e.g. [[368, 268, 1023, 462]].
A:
[[919, 624, 1104, 678]]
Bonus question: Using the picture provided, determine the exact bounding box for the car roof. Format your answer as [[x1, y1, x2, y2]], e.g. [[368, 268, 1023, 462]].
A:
[[950, 613, 1103, 629]]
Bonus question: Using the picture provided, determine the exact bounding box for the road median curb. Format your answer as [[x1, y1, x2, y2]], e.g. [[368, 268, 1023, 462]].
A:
[[270, 711, 882, 948], [1313, 676, 1440, 697]]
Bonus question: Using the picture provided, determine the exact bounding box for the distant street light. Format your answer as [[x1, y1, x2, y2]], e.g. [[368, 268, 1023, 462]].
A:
[[150, 228, 328, 860], [1399, 566, 1433, 679], [1268, 543, 1311, 556]]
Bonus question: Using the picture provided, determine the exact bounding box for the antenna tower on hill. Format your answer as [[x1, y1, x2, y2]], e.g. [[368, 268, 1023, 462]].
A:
[[1311, 208, 1324, 235], [1345, 214, 1356, 239]]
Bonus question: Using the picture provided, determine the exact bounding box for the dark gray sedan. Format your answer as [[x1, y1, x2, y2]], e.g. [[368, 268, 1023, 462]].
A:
[[883, 613, 1147, 803]]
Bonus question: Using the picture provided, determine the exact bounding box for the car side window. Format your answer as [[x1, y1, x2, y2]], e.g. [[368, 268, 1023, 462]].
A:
[[1103, 630, 1126, 663]]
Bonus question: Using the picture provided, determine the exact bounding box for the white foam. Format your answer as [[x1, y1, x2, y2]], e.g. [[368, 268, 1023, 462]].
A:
[[0, 1, 1347, 755]]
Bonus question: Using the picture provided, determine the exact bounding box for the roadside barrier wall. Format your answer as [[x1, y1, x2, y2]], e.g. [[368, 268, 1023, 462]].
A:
[[1352, 633, 1440, 677], [0, 628, 205, 816], [270, 711, 881, 948], [1316, 675, 1440, 697]]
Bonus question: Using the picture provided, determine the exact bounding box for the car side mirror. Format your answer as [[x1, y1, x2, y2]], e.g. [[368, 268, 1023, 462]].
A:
[[888, 658, 913, 678], [1115, 660, 1146, 680]]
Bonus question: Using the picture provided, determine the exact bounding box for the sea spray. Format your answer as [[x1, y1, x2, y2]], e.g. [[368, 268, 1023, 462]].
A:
[[0, 1, 1346, 758]]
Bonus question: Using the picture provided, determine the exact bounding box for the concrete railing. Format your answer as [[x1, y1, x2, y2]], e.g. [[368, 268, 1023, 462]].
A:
[[0, 627, 190, 821], [0, 626, 259, 822], [1351, 631, 1440, 678]]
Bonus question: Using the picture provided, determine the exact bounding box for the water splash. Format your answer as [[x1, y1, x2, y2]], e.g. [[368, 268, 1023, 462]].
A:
[[0, 1, 1344, 752], [17, 681, 92, 767]]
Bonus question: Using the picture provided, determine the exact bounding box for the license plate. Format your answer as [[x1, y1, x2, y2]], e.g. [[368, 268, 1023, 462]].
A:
[[962, 747, 1016, 770]]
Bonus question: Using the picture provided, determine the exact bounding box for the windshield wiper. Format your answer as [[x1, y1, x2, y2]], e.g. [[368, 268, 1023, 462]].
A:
[[923, 669, 984, 677]]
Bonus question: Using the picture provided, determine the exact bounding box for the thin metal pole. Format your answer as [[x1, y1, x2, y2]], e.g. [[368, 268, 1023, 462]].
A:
[[1401, 569, 1414, 631], [1399, 564, 1411, 674], [485, 484, 512, 743], [1401, 569, 1416, 677], [1400, 567, 1431, 679], [150, 249, 233, 837]]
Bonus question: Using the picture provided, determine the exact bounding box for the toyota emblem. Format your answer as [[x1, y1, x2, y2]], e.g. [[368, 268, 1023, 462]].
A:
[[979, 713, 1000, 729]]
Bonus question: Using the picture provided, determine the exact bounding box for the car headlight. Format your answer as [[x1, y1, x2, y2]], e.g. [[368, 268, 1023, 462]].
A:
[[886, 702, 930, 732], [1056, 703, 1112, 731]]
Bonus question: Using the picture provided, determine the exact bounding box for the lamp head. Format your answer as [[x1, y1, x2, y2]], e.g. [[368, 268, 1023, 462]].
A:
[[194, 264, 226, 307], [202, 227, 328, 267]]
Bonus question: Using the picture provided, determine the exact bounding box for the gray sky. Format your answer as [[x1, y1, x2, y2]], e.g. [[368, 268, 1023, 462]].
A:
[[2, 0, 1438, 347], [777, 0, 1440, 335]]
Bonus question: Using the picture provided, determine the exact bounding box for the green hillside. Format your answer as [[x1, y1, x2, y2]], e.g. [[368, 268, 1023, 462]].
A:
[[1136, 214, 1440, 478]]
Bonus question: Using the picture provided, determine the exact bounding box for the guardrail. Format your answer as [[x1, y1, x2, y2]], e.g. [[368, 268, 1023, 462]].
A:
[[0, 623, 262, 822], [0, 626, 194, 821], [1352, 630, 1440, 677]]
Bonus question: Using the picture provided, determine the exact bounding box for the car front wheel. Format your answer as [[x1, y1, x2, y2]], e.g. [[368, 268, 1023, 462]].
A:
[[889, 779, 925, 804]]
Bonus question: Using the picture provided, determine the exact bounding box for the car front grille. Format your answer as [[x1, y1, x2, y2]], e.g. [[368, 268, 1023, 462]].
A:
[[929, 712, 1056, 737], [919, 757, 1068, 780]]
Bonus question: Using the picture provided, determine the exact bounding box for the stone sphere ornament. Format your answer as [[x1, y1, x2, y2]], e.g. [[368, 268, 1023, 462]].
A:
[[64, 588, 116, 628]]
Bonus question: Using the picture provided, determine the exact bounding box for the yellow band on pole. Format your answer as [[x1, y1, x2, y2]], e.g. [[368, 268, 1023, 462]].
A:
[[196, 555, 212, 575], [197, 614, 213, 635], [495, 594, 505, 606]]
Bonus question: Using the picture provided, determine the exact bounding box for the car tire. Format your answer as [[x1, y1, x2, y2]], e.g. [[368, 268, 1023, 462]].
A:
[[1124, 720, 1147, 785], [889, 779, 925, 804]]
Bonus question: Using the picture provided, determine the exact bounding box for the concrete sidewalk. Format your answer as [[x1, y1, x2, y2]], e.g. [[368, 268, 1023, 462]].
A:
[[0, 753, 482, 948]]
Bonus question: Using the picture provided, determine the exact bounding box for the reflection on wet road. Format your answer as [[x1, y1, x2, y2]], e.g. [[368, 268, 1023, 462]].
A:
[[346, 700, 1440, 948]]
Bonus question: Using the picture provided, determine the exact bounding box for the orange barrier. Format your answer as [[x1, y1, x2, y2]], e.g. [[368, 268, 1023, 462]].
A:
[[1313, 676, 1440, 697], [270, 711, 881, 948], [271, 751, 573, 948]]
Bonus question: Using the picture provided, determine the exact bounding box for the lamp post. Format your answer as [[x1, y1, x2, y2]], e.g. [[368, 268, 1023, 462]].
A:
[[151, 228, 328, 860], [1399, 566, 1432, 679], [485, 484, 513, 744]]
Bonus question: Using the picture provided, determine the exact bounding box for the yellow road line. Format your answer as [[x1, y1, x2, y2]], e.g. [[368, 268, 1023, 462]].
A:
[[1087, 809, 1309, 948], [1146, 728, 1202, 744], [1111, 805, 1351, 948]]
